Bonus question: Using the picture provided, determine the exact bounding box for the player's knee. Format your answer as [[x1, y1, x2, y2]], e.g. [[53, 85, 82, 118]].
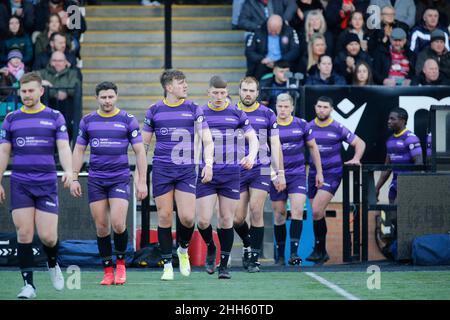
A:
[[274, 212, 286, 225], [219, 215, 233, 228], [179, 216, 194, 228], [158, 210, 172, 225], [111, 222, 126, 234], [290, 208, 304, 220], [197, 220, 210, 230], [312, 208, 324, 220], [39, 233, 57, 247]]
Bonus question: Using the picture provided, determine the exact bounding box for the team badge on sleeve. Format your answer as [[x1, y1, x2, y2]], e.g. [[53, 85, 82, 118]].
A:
[[60, 125, 67, 132], [197, 116, 204, 123], [132, 130, 139, 138]]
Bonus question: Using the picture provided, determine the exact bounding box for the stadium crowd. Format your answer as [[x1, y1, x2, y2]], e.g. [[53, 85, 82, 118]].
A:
[[234, 0, 450, 109], [0, 0, 86, 138]]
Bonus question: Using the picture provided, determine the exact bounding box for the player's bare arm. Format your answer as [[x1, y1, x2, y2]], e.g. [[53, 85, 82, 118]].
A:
[[307, 138, 324, 188], [240, 129, 259, 170], [0, 142, 11, 203], [56, 139, 73, 189], [70, 143, 87, 197], [132, 142, 148, 201], [344, 136, 366, 165]]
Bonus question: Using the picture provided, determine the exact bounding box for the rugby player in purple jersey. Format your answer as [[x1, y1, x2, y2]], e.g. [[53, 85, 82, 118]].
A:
[[142, 70, 214, 281], [233, 76, 286, 273], [0, 72, 73, 298], [196, 76, 259, 279], [71, 82, 148, 286], [376, 108, 423, 204], [271, 93, 323, 266], [306, 96, 366, 264]]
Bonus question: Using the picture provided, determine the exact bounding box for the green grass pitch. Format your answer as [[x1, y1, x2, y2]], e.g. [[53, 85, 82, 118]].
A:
[[1, 269, 449, 300]]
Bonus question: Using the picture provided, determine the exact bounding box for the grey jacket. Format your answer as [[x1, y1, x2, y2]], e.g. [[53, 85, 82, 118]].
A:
[[370, 0, 416, 28]]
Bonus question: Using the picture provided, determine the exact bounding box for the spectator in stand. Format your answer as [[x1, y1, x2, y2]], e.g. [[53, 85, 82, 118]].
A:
[[301, 9, 335, 55], [33, 32, 77, 71], [38, 51, 80, 140], [416, 0, 450, 28], [300, 33, 327, 74], [232, 0, 246, 29], [245, 14, 301, 80], [34, 0, 87, 59], [372, 27, 414, 86], [305, 54, 347, 84], [335, 11, 370, 55], [324, 0, 370, 36], [0, 65, 16, 101], [290, 0, 324, 33], [4, 49, 25, 82], [416, 29, 450, 78], [409, 8, 449, 54], [260, 60, 291, 111], [369, 0, 416, 29], [0, 15, 33, 67], [412, 58, 450, 85], [238, 0, 297, 32], [352, 60, 374, 85], [0, 0, 35, 37], [367, 5, 409, 53], [333, 32, 372, 83], [35, 13, 73, 57]]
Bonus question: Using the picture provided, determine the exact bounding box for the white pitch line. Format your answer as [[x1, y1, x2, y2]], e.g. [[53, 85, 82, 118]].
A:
[[305, 272, 361, 300]]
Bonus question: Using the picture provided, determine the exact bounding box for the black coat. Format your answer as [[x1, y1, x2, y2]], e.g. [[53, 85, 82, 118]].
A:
[[245, 22, 301, 65], [333, 49, 372, 83], [411, 72, 450, 86], [238, 0, 297, 32]]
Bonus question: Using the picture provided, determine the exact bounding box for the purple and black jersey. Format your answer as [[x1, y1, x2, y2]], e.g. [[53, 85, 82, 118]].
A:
[[278, 116, 314, 175], [1, 104, 68, 184], [308, 118, 356, 175], [200, 102, 253, 174], [76, 109, 142, 179], [143, 99, 208, 167], [237, 102, 278, 168], [386, 129, 422, 177]]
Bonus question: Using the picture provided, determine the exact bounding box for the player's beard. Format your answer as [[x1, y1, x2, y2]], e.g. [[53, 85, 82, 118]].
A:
[[240, 96, 256, 107], [317, 114, 330, 121], [22, 97, 39, 108]]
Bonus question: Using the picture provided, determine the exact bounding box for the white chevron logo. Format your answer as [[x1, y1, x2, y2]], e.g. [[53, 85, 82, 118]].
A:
[[332, 99, 367, 151]]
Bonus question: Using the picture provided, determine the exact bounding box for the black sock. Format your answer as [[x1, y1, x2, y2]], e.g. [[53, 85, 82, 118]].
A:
[[274, 224, 286, 258], [198, 224, 215, 251], [114, 229, 128, 261], [42, 242, 59, 268], [290, 219, 303, 255], [313, 218, 327, 253], [97, 235, 113, 268], [217, 227, 234, 268], [249, 226, 264, 261], [234, 221, 251, 248], [158, 226, 173, 264], [18, 243, 34, 288], [178, 222, 194, 249]]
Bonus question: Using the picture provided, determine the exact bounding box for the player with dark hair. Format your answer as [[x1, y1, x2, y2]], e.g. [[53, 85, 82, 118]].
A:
[[71, 81, 148, 286], [0, 72, 72, 298], [196, 76, 258, 279], [376, 107, 423, 204], [233, 76, 286, 273], [142, 69, 214, 281], [306, 96, 366, 264], [271, 93, 323, 266]]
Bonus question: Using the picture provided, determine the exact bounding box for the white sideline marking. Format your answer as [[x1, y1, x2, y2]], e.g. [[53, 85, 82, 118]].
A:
[[305, 272, 361, 300]]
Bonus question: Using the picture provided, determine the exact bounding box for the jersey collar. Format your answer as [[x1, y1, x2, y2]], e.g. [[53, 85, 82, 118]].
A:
[[314, 117, 333, 128], [394, 128, 408, 138], [237, 101, 259, 113], [207, 101, 229, 112], [20, 103, 46, 114], [163, 98, 185, 107], [277, 116, 293, 126], [97, 108, 121, 118]]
